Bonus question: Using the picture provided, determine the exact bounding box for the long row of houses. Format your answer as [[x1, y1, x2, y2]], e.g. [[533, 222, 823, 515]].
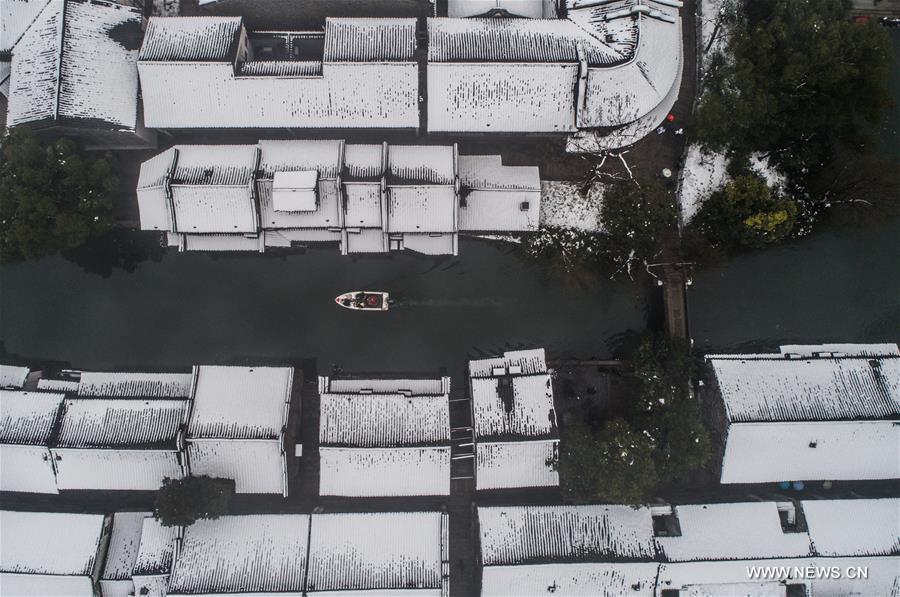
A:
[[2, 497, 898, 596], [1, 0, 683, 150], [135, 141, 541, 254], [3, 343, 898, 497], [0, 366, 297, 495]]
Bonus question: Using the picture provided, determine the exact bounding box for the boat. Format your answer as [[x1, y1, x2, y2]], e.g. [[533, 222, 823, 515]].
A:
[[335, 291, 390, 311]]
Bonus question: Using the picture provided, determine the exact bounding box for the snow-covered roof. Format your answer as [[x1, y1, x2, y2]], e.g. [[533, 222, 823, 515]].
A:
[[720, 419, 900, 483], [259, 140, 344, 179], [319, 446, 451, 497], [388, 145, 456, 185], [323, 18, 416, 62], [427, 61, 579, 133], [168, 515, 309, 595], [8, 0, 141, 130], [0, 365, 30, 389], [0, 443, 59, 493], [188, 366, 293, 439], [0, 390, 64, 445], [458, 155, 541, 232], [77, 371, 193, 398], [138, 18, 419, 129], [138, 17, 242, 62], [185, 439, 287, 494], [656, 503, 813, 562], [470, 348, 547, 377], [803, 498, 900, 557], [56, 398, 187, 448], [0, 0, 51, 53], [656, 557, 900, 597], [36, 378, 79, 392], [0, 510, 106, 576], [476, 439, 559, 490], [319, 392, 450, 447], [709, 353, 900, 423], [386, 187, 457, 233], [306, 512, 445, 593], [325, 377, 449, 395], [132, 517, 178, 577], [479, 505, 657, 566], [102, 512, 150, 582], [779, 343, 900, 358], [0, 572, 95, 596], [472, 374, 556, 439], [481, 562, 659, 597], [427, 17, 622, 65], [52, 447, 183, 491], [426, 5, 681, 133]]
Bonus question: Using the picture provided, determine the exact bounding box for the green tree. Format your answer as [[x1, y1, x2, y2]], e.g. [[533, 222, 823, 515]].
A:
[[695, 0, 891, 184], [0, 129, 118, 263], [557, 418, 658, 504], [631, 335, 711, 484], [153, 476, 235, 527], [600, 179, 677, 269], [693, 174, 798, 249]]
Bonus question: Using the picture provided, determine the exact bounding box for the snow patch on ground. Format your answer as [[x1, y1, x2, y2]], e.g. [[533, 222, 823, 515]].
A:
[[539, 181, 604, 232], [679, 145, 728, 223], [749, 152, 786, 189]]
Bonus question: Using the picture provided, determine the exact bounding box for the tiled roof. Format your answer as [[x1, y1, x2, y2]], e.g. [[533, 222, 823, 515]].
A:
[[319, 392, 450, 447], [132, 517, 177, 576], [481, 562, 660, 596], [803, 499, 900, 557], [386, 186, 457, 233], [319, 446, 451, 497], [480, 505, 657, 565], [52, 448, 183, 491], [323, 18, 416, 62], [306, 512, 444, 593], [0, 444, 59, 494], [0, 510, 105, 575], [7, 0, 142, 130], [0, 365, 30, 389], [168, 515, 309, 594], [388, 145, 456, 185], [55, 399, 187, 448], [709, 354, 900, 423], [0, 0, 51, 53], [258, 140, 344, 179], [655, 503, 813, 562], [721, 420, 900, 483], [185, 439, 286, 494], [325, 377, 448, 395], [170, 145, 257, 186], [138, 54, 418, 129], [102, 512, 150, 582], [139, 17, 242, 61], [0, 390, 64, 445], [476, 439, 559, 490], [470, 348, 547, 377], [188, 366, 292, 439], [427, 18, 621, 64], [472, 374, 556, 439], [77, 372, 193, 399]]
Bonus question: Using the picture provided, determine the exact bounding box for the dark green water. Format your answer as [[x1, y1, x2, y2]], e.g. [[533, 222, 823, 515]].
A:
[[0, 240, 647, 377], [689, 28, 900, 351]]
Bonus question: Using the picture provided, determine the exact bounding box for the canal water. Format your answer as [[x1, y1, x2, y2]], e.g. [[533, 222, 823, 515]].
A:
[[689, 28, 900, 352], [0, 239, 648, 378], [1, 34, 897, 372]]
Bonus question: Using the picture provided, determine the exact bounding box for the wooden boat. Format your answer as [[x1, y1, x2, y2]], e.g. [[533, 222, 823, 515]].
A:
[[335, 291, 390, 311]]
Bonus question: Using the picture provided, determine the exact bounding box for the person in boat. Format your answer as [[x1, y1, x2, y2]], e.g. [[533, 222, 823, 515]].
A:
[[355, 292, 368, 309]]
